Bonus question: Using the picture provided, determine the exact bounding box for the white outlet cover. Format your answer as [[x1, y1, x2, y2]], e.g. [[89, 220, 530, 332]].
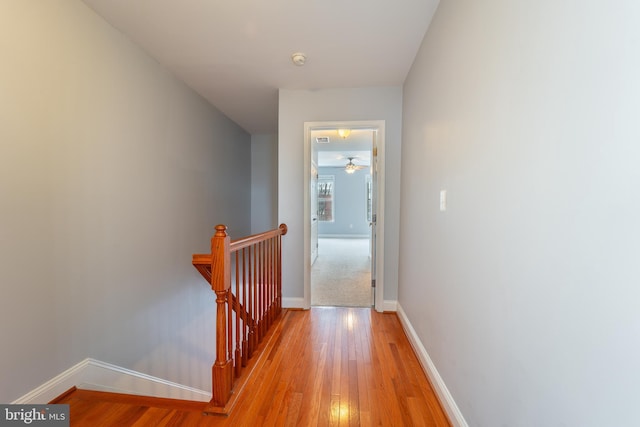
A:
[[439, 190, 447, 211]]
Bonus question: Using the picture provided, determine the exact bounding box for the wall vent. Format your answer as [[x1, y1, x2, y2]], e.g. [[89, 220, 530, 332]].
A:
[[315, 137, 330, 144]]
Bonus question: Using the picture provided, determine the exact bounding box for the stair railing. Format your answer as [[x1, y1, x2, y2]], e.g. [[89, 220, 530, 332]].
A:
[[192, 223, 288, 409]]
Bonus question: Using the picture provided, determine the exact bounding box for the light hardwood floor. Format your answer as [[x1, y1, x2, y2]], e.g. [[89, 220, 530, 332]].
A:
[[55, 307, 450, 426]]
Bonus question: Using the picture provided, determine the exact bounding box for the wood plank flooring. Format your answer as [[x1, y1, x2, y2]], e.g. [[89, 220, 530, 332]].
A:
[[54, 307, 450, 426]]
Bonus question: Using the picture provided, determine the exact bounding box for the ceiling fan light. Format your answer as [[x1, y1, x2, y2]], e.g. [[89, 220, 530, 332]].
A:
[[345, 158, 358, 174], [337, 129, 351, 139]]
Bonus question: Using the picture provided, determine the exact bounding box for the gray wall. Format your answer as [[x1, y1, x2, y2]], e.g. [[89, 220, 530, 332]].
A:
[[278, 87, 403, 303], [318, 167, 370, 236], [0, 0, 250, 402], [400, 0, 640, 426], [251, 134, 278, 234]]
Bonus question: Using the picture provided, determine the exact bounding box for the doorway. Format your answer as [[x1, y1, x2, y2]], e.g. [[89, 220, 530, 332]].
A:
[[303, 121, 386, 312], [311, 129, 373, 307]]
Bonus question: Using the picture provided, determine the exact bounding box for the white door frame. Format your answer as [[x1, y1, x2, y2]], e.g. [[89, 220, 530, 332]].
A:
[[303, 120, 386, 312]]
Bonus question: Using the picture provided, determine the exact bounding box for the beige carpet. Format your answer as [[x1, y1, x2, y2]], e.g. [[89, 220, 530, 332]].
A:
[[311, 238, 373, 307]]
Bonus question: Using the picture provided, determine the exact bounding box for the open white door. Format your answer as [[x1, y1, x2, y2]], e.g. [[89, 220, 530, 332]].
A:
[[369, 132, 378, 307], [310, 160, 319, 265]]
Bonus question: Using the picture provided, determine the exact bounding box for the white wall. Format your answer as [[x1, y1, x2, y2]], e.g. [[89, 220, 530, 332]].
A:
[[400, 0, 640, 426], [251, 134, 278, 233], [278, 87, 402, 303], [0, 0, 250, 403]]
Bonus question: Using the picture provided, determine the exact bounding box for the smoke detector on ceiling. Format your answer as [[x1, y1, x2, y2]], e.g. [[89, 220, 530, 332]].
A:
[[291, 52, 306, 66]]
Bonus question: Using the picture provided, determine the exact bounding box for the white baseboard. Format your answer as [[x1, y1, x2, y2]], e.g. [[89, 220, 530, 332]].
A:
[[396, 304, 468, 427], [318, 234, 370, 239], [381, 299, 397, 312], [282, 297, 306, 309], [12, 358, 211, 404], [78, 359, 211, 401], [12, 359, 90, 404]]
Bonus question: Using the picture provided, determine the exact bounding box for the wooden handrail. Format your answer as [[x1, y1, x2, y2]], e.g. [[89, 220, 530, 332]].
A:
[[192, 223, 288, 411], [230, 223, 288, 251]]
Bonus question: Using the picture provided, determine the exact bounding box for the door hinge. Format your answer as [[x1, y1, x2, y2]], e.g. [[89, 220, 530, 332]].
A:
[[371, 279, 376, 288]]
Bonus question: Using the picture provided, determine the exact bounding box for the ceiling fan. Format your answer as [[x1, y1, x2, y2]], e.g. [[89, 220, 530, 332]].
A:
[[344, 157, 366, 174]]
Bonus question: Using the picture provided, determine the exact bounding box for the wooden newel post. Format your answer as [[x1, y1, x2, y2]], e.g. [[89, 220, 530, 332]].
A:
[[279, 223, 288, 236], [211, 224, 233, 406]]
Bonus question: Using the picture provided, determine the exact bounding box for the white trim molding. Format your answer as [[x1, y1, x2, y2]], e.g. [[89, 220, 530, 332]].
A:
[[282, 297, 306, 309], [396, 304, 469, 427], [12, 358, 211, 404], [382, 300, 398, 312], [303, 120, 387, 313], [318, 234, 370, 239], [12, 359, 90, 404]]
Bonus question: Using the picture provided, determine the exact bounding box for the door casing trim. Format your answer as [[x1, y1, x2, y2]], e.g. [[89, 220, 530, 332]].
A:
[[303, 120, 386, 312]]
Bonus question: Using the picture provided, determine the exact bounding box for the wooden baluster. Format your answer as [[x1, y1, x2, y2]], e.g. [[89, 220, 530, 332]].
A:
[[255, 241, 260, 343], [274, 237, 278, 319], [250, 243, 256, 357], [270, 237, 274, 317], [264, 238, 268, 326], [227, 287, 233, 373], [234, 251, 241, 378], [267, 238, 273, 328], [210, 225, 233, 407], [268, 237, 274, 326], [260, 240, 266, 340], [241, 247, 249, 367], [278, 234, 282, 313], [278, 224, 287, 314], [225, 232, 233, 385], [256, 241, 262, 341], [253, 243, 260, 349], [276, 234, 280, 314], [272, 237, 276, 324], [264, 238, 268, 330], [256, 241, 261, 342], [275, 237, 279, 313]]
